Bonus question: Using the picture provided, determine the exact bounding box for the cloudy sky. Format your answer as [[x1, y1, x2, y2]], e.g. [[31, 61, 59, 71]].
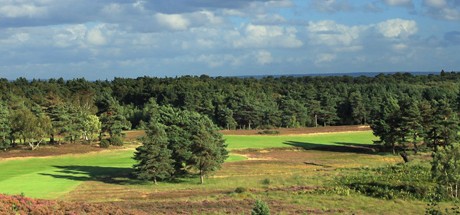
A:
[[0, 0, 459, 80]]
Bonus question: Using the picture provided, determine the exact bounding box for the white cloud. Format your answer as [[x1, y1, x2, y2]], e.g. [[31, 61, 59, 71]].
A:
[[87, 27, 107, 46], [197, 54, 244, 68], [392, 43, 408, 51], [155, 13, 190, 31], [315, 53, 337, 65], [376, 19, 417, 38], [424, 0, 447, 8], [255, 50, 273, 65], [311, 0, 354, 13], [233, 24, 303, 48], [307, 20, 366, 46], [0, 4, 47, 18], [423, 0, 460, 20], [53, 25, 87, 48], [383, 0, 413, 7]]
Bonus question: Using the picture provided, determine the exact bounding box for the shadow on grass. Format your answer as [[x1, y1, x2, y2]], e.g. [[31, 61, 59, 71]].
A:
[[39, 165, 146, 185], [284, 141, 383, 155]]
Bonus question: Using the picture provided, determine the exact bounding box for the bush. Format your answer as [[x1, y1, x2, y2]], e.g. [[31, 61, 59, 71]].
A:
[[337, 163, 433, 200], [257, 130, 280, 135], [261, 178, 271, 185], [0, 140, 10, 151], [235, 187, 247, 193], [109, 136, 124, 146], [99, 139, 110, 148], [251, 199, 270, 215]]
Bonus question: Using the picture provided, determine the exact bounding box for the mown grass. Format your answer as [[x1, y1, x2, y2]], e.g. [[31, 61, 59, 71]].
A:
[[225, 131, 376, 150], [0, 152, 249, 199], [0, 150, 135, 198]]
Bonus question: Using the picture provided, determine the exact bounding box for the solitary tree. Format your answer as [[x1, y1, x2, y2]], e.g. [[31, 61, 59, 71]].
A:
[[190, 123, 228, 184], [133, 123, 174, 184]]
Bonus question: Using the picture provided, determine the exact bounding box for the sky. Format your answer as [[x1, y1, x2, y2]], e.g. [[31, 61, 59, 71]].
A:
[[0, 0, 459, 80]]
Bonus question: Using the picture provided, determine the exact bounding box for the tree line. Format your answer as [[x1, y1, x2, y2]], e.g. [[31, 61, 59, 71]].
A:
[[0, 71, 460, 150]]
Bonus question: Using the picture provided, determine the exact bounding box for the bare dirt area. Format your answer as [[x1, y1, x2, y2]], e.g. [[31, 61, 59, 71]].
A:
[[220, 125, 370, 135], [124, 130, 146, 142], [0, 143, 108, 159]]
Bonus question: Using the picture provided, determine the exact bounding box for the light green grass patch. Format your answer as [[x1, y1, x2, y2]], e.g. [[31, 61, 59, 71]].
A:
[[0, 150, 135, 199], [226, 154, 247, 162], [225, 131, 377, 150]]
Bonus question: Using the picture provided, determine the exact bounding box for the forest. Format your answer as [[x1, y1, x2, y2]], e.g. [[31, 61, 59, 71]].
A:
[[1, 71, 460, 151]]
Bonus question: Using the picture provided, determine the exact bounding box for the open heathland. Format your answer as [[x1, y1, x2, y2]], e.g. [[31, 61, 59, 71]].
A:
[[1, 128, 449, 214]]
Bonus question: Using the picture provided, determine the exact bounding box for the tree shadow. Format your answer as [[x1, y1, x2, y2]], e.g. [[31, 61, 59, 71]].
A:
[[39, 165, 146, 185], [283, 141, 383, 155]]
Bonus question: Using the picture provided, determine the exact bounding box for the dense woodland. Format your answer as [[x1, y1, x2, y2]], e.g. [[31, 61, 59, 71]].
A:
[[1, 71, 460, 151]]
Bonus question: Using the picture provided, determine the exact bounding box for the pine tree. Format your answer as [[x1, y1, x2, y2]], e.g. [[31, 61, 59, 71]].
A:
[[133, 123, 174, 184], [190, 121, 228, 184], [423, 99, 460, 151]]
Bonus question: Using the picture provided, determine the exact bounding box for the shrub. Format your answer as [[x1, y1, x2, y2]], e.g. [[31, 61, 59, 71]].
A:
[[257, 130, 280, 135], [99, 139, 110, 148], [235, 187, 247, 193], [337, 163, 433, 200], [109, 136, 124, 146], [0, 140, 10, 151], [261, 178, 271, 185], [251, 199, 270, 215]]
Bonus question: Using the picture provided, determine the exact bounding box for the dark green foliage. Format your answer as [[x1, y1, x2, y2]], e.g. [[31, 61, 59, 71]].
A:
[[109, 136, 123, 146], [261, 178, 271, 185], [338, 164, 433, 200], [0, 102, 10, 150], [133, 123, 174, 184], [99, 139, 110, 148], [1, 72, 460, 149], [431, 143, 460, 199], [190, 122, 228, 184], [251, 200, 270, 215], [425, 199, 460, 215], [423, 99, 460, 151], [234, 187, 247, 193], [135, 106, 228, 183]]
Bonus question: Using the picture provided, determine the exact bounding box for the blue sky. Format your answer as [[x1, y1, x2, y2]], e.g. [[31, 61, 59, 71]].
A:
[[0, 0, 459, 80]]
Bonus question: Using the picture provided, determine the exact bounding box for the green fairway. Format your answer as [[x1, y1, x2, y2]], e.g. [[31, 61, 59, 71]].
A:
[[225, 131, 377, 150], [0, 150, 135, 199], [0, 150, 249, 199]]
